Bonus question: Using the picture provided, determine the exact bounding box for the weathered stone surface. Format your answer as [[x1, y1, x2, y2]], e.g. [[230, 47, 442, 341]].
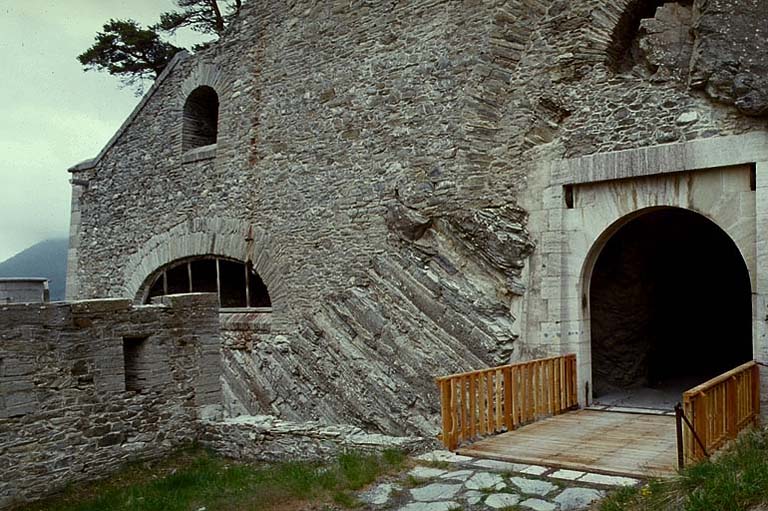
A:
[[554, 487, 605, 510], [520, 465, 549, 476], [637, 2, 695, 82], [463, 490, 485, 506], [550, 469, 585, 481], [520, 498, 557, 511], [510, 477, 558, 496], [486, 493, 522, 509], [201, 414, 427, 462], [690, 0, 768, 116], [398, 502, 461, 511], [360, 482, 399, 506], [464, 472, 506, 491], [386, 203, 432, 242], [415, 451, 473, 464], [473, 459, 526, 472], [410, 483, 463, 502], [409, 467, 447, 480], [439, 469, 475, 481], [0, 294, 221, 506], [579, 473, 639, 487]]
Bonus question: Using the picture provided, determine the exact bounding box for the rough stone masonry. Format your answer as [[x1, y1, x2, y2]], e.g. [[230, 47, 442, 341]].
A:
[[0, 294, 221, 507], [64, 0, 767, 440]]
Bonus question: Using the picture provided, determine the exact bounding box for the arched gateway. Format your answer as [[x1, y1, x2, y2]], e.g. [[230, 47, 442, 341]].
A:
[[588, 207, 752, 407], [519, 133, 768, 412]]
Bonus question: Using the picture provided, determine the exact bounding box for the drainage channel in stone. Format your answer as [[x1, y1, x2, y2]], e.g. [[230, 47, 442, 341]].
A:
[[357, 450, 640, 511]]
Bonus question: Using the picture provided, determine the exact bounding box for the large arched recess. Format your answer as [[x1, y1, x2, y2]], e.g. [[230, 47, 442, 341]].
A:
[[585, 206, 753, 407]]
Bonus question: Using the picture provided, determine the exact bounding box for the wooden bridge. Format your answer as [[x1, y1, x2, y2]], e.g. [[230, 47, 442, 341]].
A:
[[437, 356, 760, 477]]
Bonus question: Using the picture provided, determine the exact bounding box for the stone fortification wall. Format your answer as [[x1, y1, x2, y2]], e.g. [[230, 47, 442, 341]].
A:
[[67, 0, 768, 437], [0, 294, 221, 508]]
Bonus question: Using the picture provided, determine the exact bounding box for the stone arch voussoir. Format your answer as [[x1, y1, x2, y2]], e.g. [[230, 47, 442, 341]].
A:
[[181, 61, 229, 102], [122, 217, 286, 315]]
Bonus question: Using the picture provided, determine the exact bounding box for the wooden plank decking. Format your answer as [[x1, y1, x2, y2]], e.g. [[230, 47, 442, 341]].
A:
[[458, 409, 677, 478]]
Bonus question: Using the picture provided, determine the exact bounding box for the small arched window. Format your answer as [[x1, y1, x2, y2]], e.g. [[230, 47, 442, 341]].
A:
[[145, 256, 270, 310], [182, 86, 219, 151]]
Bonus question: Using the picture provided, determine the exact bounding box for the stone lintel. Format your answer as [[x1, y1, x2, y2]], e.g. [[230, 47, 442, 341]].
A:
[[550, 133, 768, 186]]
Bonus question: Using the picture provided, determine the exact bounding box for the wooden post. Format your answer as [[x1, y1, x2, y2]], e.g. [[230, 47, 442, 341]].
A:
[[753, 364, 761, 425], [503, 367, 513, 430], [495, 369, 502, 431], [726, 378, 737, 440], [478, 373, 487, 435], [460, 376, 469, 443], [451, 378, 459, 449], [440, 380, 452, 449], [553, 358, 560, 411], [511, 366, 520, 427], [695, 393, 708, 460], [675, 404, 684, 470], [469, 374, 476, 439], [487, 371, 495, 432]]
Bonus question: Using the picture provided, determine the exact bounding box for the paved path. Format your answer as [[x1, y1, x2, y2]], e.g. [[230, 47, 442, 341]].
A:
[[358, 450, 641, 510]]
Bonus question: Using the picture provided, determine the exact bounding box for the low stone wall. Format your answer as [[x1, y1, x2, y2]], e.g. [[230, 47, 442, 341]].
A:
[[201, 415, 432, 462], [0, 294, 221, 508]]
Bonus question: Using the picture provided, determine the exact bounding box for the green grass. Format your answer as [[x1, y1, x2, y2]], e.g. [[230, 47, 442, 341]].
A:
[[12, 447, 407, 511], [600, 428, 768, 511], [416, 459, 452, 470]]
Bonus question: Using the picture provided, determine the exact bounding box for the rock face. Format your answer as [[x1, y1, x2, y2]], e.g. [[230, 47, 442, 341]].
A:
[[220, 203, 534, 435], [625, 0, 768, 116], [66, 0, 768, 438], [691, 0, 768, 116], [637, 2, 695, 82]]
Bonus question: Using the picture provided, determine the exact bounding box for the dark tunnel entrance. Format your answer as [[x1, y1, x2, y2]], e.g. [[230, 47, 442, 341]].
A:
[[590, 208, 752, 409]]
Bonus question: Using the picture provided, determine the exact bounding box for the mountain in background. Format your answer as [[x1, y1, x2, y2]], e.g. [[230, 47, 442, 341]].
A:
[[0, 238, 69, 301]]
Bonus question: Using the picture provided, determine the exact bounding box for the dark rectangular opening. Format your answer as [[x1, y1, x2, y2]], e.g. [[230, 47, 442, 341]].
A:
[[219, 260, 247, 308], [123, 336, 149, 392], [166, 264, 189, 295], [192, 259, 218, 293], [750, 162, 757, 191], [564, 184, 575, 209]]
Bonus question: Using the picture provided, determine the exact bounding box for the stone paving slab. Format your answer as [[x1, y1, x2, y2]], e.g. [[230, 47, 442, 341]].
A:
[[356, 450, 641, 510]]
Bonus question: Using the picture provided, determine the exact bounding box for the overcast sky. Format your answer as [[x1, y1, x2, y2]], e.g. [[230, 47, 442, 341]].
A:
[[0, 1, 209, 262]]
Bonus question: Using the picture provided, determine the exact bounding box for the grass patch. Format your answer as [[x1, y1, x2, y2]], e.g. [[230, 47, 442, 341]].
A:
[[600, 428, 768, 511], [13, 447, 407, 511], [401, 475, 427, 488], [416, 459, 452, 471]]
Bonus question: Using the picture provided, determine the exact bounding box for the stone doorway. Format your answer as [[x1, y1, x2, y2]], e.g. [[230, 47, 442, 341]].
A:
[[589, 207, 753, 410]]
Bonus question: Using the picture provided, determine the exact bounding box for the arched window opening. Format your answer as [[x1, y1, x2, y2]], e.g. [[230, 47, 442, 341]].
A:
[[182, 86, 219, 151], [146, 257, 271, 310], [608, 0, 693, 74]]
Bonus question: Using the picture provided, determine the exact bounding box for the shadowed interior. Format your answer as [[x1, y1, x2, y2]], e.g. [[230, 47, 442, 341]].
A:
[[590, 208, 752, 404]]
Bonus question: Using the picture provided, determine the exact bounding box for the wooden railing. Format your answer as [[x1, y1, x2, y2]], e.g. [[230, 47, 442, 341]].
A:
[[436, 354, 578, 450], [682, 361, 760, 464]]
